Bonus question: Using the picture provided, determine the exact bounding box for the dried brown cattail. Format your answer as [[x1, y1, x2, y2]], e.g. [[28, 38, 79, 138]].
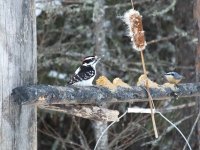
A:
[[123, 9, 146, 51]]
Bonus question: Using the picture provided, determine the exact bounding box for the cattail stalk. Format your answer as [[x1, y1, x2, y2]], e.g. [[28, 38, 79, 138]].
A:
[[123, 6, 158, 138]]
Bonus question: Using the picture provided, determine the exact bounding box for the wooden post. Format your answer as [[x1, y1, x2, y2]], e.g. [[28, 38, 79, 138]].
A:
[[194, 0, 200, 149], [0, 0, 37, 150]]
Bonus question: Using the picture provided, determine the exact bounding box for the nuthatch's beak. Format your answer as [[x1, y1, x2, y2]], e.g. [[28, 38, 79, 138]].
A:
[[163, 73, 168, 76], [162, 73, 167, 79]]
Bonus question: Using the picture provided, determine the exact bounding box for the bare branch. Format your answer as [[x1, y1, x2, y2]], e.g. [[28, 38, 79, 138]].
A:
[[151, 0, 177, 16], [158, 102, 196, 113], [183, 111, 200, 150], [141, 115, 192, 147]]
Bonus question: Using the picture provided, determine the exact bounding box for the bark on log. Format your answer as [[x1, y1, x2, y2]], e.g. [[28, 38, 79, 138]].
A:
[[12, 83, 200, 105]]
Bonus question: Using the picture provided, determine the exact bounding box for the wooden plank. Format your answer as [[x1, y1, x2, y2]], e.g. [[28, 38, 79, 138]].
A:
[[0, 0, 37, 150], [12, 83, 200, 105]]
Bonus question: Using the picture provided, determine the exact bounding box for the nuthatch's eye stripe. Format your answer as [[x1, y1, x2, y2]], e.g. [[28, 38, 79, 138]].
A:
[[165, 72, 174, 76]]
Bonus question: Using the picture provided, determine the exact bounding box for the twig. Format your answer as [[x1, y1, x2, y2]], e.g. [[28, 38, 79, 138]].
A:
[[183, 110, 200, 150], [72, 118, 91, 150], [108, 119, 153, 148], [147, 34, 178, 45], [38, 128, 84, 149], [151, 0, 177, 16], [141, 115, 192, 147], [39, 119, 69, 149], [158, 112, 192, 150], [104, 0, 152, 9], [94, 111, 128, 150], [158, 102, 196, 113]]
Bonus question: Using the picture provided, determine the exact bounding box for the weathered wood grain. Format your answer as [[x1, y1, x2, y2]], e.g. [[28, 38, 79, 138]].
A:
[[39, 104, 119, 122], [12, 83, 200, 105], [0, 0, 37, 150], [194, 0, 200, 149]]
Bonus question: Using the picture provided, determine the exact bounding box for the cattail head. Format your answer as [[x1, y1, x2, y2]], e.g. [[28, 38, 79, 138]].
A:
[[123, 9, 146, 51]]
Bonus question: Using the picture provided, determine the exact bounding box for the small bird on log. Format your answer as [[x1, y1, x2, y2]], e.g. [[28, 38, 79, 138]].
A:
[[164, 72, 184, 84], [68, 56, 101, 86]]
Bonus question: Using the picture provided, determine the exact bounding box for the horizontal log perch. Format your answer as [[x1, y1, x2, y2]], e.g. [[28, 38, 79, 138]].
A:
[[12, 83, 200, 105]]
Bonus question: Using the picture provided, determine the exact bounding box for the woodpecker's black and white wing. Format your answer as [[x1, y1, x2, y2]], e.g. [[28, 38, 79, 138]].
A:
[[75, 67, 81, 75], [67, 66, 95, 86]]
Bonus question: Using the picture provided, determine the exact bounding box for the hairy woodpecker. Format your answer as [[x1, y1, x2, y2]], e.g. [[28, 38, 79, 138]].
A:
[[67, 56, 101, 86]]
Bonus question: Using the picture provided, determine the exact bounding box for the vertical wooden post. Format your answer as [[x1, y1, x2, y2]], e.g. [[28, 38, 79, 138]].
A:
[[194, 0, 200, 149], [0, 0, 37, 150]]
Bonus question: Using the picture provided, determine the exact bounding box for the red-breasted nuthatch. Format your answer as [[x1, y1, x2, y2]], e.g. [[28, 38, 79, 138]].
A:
[[164, 72, 184, 84]]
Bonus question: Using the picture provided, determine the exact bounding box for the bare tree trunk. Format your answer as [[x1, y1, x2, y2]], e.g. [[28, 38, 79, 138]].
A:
[[194, 0, 200, 149], [93, 0, 109, 75], [0, 0, 37, 150], [93, 0, 109, 149]]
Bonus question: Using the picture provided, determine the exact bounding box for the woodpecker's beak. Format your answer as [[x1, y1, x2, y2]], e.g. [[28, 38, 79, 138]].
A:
[[95, 56, 101, 63]]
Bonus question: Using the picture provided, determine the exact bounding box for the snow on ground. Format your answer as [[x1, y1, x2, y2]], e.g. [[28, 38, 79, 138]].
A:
[[48, 70, 67, 80]]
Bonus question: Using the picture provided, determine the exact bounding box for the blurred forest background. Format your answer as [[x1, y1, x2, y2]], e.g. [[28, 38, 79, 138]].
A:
[[36, 0, 199, 149]]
